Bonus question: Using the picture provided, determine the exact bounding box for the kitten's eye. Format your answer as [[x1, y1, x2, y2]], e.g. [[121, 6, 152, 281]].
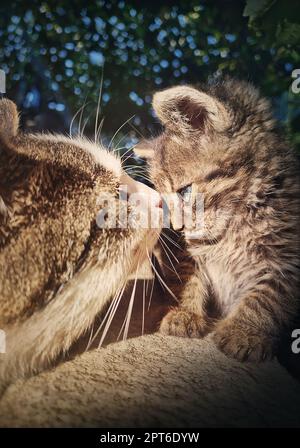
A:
[[177, 184, 192, 200]]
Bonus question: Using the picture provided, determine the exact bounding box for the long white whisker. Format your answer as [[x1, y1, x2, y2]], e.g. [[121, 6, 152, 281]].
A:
[[157, 232, 179, 264], [122, 263, 139, 341], [97, 281, 127, 348], [86, 282, 124, 350], [147, 250, 178, 303], [96, 116, 105, 142], [94, 69, 104, 143], [142, 278, 145, 335], [81, 110, 94, 137], [161, 231, 182, 251], [109, 115, 135, 150], [78, 95, 89, 136], [128, 121, 147, 139], [148, 276, 155, 312], [69, 101, 91, 137], [158, 236, 181, 281]]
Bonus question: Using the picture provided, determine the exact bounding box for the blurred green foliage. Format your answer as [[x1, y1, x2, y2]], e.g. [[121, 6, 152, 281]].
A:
[[0, 0, 299, 150]]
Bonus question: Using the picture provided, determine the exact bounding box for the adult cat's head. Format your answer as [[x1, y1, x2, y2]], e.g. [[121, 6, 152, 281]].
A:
[[136, 78, 279, 246], [0, 98, 161, 325]]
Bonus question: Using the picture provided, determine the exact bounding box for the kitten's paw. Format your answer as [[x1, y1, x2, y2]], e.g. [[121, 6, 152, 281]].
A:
[[159, 309, 208, 338], [213, 321, 276, 362]]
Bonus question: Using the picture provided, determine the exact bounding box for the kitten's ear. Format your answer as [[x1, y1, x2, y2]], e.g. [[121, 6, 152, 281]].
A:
[[0, 98, 19, 142], [133, 140, 155, 159], [152, 85, 229, 134]]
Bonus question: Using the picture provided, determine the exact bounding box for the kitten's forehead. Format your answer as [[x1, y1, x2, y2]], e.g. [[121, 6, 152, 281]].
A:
[[150, 131, 204, 191]]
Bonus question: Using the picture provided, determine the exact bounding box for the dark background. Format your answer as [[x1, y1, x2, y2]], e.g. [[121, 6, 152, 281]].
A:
[[0, 0, 299, 156]]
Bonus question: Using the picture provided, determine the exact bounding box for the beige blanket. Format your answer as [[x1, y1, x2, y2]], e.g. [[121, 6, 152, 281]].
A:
[[0, 274, 299, 427], [0, 333, 300, 427]]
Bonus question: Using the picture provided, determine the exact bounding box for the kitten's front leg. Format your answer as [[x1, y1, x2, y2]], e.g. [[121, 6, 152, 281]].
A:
[[213, 285, 295, 362], [159, 256, 214, 338]]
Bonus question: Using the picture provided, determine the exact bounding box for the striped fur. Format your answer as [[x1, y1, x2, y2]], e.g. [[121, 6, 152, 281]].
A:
[[0, 99, 159, 391], [148, 78, 300, 362]]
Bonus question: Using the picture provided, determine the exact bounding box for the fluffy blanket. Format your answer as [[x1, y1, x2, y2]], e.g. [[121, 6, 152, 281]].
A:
[[0, 333, 300, 428], [0, 270, 299, 428]]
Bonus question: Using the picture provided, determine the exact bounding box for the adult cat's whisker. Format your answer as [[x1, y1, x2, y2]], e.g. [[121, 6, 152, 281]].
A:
[[86, 321, 95, 352], [120, 145, 135, 158], [122, 263, 139, 341], [142, 278, 146, 335], [114, 133, 132, 154], [97, 281, 127, 348], [66, 288, 82, 348], [69, 101, 91, 137], [123, 169, 150, 178], [128, 121, 147, 139], [85, 283, 123, 351], [80, 110, 94, 137], [109, 115, 136, 151], [78, 94, 89, 136], [123, 169, 151, 181], [123, 171, 152, 184], [147, 272, 155, 312], [94, 69, 104, 143], [96, 117, 105, 143]]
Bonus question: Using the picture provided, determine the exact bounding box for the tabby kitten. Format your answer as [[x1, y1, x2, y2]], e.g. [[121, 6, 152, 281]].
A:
[[0, 98, 161, 390], [136, 78, 300, 362]]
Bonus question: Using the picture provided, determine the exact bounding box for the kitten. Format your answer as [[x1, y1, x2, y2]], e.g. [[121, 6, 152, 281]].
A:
[[136, 78, 300, 362], [0, 98, 161, 391]]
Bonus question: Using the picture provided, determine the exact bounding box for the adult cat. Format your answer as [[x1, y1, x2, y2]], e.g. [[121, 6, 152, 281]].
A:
[[136, 78, 300, 362], [0, 98, 161, 391]]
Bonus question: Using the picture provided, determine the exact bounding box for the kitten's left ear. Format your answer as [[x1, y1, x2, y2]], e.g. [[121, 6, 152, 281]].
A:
[[152, 85, 230, 134], [133, 140, 154, 159]]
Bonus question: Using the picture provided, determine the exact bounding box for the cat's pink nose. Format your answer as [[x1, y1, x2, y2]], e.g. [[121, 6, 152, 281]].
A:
[[119, 173, 162, 207]]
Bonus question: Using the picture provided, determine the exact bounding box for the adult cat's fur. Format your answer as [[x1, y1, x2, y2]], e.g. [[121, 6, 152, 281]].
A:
[[0, 99, 159, 391], [137, 78, 300, 362]]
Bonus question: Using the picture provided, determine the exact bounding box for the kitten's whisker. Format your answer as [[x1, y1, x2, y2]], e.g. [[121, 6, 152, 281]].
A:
[[147, 250, 178, 303], [158, 236, 181, 281], [161, 231, 183, 251], [158, 232, 180, 264]]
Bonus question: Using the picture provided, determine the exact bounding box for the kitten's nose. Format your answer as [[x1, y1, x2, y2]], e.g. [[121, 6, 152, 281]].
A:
[[169, 193, 184, 230]]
